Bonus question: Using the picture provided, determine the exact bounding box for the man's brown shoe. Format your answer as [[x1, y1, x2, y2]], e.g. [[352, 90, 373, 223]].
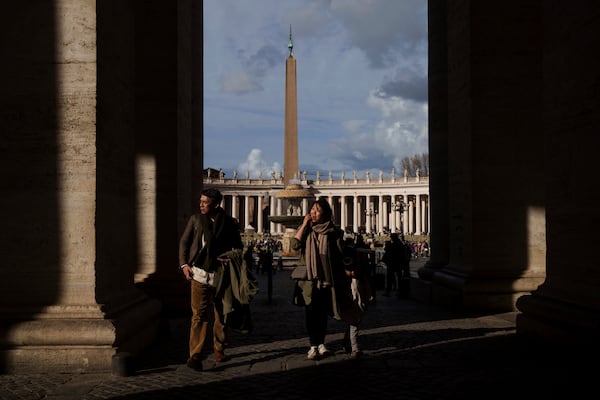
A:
[[186, 357, 203, 371], [351, 350, 363, 359], [214, 351, 230, 363]]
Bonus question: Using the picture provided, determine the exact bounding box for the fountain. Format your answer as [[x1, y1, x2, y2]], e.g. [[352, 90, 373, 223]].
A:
[[268, 182, 315, 257]]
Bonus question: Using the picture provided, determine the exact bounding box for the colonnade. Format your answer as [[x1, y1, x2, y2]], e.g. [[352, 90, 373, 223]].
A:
[[204, 175, 430, 236]]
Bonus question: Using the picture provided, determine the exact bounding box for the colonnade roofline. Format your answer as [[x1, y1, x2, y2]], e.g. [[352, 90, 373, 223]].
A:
[[203, 172, 430, 236], [204, 175, 429, 188], [204, 179, 429, 197]]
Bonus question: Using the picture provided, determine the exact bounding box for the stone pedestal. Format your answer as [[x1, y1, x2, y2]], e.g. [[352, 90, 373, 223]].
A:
[[269, 183, 314, 257], [280, 227, 301, 257]]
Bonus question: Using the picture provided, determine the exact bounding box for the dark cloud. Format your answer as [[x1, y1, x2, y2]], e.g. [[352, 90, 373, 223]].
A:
[[222, 45, 285, 95], [239, 44, 284, 78], [376, 75, 428, 102], [332, 0, 427, 69], [327, 134, 394, 173]]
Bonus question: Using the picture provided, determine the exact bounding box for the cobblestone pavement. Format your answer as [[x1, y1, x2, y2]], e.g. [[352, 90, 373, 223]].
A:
[[0, 258, 594, 400]]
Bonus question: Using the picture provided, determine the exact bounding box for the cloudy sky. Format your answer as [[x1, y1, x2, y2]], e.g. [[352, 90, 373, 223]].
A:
[[203, 0, 428, 180]]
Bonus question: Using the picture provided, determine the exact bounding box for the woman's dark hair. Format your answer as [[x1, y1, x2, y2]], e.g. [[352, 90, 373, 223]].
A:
[[312, 198, 333, 221]]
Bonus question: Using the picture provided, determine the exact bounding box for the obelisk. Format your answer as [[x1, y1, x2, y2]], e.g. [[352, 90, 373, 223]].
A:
[[284, 26, 299, 186], [271, 27, 314, 256]]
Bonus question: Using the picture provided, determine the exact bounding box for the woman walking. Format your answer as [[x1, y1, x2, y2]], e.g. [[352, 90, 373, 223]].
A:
[[291, 198, 353, 360]]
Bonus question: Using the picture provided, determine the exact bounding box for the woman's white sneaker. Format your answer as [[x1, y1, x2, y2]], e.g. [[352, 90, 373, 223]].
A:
[[307, 346, 319, 360], [317, 344, 330, 357]]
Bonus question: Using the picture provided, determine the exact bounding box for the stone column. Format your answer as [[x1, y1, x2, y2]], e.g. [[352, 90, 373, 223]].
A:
[[257, 195, 263, 233], [516, 3, 600, 342], [0, 0, 210, 373], [276, 198, 282, 234], [421, 197, 428, 234], [365, 196, 372, 234], [378, 194, 384, 234], [353, 195, 359, 233], [270, 195, 276, 233], [340, 196, 347, 231], [397, 204, 402, 233], [402, 198, 409, 234], [231, 194, 238, 220], [423, 0, 545, 311], [244, 195, 250, 229], [383, 199, 389, 232], [302, 198, 309, 215], [408, 201, 414, 235], [415, 194, 422, 234]]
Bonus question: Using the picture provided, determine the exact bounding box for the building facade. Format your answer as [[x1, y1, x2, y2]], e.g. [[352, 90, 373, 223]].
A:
[[204, 169, 429, 236]]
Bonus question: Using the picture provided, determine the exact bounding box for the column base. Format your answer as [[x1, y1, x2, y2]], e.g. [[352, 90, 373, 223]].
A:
[[516, 291, 600, 345], [0, 296, 161, 374], [418, 268, 544, 312]]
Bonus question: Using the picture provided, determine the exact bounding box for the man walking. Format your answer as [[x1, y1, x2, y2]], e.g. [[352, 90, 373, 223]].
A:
[[179, 188, 244, 371]]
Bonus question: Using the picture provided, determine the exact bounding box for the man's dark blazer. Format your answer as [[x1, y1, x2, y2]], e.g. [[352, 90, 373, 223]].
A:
[[178, 207, 243, 271]]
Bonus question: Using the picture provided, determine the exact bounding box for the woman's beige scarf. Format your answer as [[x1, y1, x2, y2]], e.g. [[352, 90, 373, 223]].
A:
[[305, 220, 335, 287]]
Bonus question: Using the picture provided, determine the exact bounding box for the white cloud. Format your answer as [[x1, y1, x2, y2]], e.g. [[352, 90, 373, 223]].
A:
[[236, 149, 282, 179], [326, 90, 427, 173]]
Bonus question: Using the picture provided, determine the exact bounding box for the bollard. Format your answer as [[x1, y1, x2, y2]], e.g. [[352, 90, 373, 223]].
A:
[[112, 352, 134, 377]]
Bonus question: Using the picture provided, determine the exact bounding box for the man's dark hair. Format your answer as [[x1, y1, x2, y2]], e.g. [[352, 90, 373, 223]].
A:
[[201, 188, 223, 205]]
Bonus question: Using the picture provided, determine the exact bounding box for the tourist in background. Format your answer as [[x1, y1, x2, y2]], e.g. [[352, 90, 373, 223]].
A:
[[340, 241, 373, 358], [243, 243, 255, 273], [380, 237, 401, 296]]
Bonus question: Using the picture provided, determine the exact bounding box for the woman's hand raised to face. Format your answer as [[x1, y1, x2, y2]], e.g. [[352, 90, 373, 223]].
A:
[[303, 214, 312, 225]]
